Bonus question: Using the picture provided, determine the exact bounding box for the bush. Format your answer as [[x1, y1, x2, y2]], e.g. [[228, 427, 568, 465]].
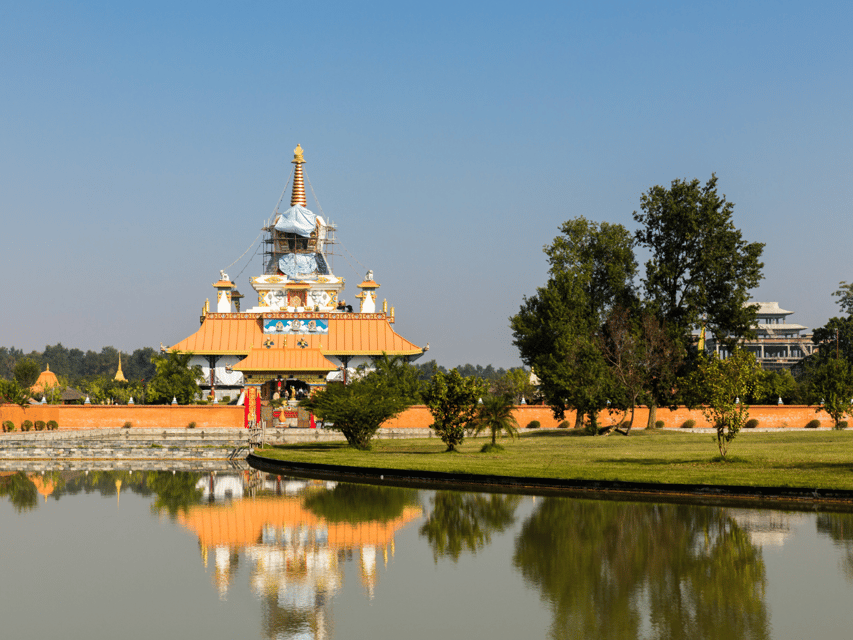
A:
[[526, 420, 541, 429], [681, 419, 696, 429], [557, 420, 570, 429], [2, 420, 14, 432], [745, 418, 759, 429], [655, 420, 665, 429], [222, 396, 231, 404], [47, 420, 58, 431], [34, 420, 46, 431], [187, 421, 197, 429], [834, 421, 849, 430], [805, 419, 821, 429], [122, 421, 132, 429], [480, 442, 506, 453], [22, 420, 33, 432]]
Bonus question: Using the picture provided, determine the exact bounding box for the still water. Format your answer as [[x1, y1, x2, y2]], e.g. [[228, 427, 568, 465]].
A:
[[3, 466, 853, 640]]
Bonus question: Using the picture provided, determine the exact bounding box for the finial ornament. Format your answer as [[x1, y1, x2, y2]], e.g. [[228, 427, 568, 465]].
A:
[[292, 144, 305, 164]]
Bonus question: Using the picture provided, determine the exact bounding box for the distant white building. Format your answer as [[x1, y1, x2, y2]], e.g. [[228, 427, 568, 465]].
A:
[[706, 302, 815, 371]]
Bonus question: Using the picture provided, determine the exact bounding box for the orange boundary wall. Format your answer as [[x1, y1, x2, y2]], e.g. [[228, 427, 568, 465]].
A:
[[0, 404, 243, 431], [0, 403, 840, 431], [384, 404, 840, 430]]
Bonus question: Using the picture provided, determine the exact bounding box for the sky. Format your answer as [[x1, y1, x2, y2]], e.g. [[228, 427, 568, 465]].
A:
[[2, 1, 851, 369]]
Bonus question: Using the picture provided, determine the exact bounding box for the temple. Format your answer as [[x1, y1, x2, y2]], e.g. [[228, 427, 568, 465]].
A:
[[168, 144, 427, 404], [705, 301, 815, 371]]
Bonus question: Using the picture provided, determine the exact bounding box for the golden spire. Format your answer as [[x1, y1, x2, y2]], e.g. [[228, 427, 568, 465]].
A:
[[114, 352, 127, 382], [290, 143, 307, 207]]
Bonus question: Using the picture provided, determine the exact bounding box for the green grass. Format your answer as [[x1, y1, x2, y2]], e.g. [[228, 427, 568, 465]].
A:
[[254, 430, 853, 490]]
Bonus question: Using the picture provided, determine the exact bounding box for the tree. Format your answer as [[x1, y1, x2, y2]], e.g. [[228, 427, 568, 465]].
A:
[[490, 368, 537, 404], [473, 393, 520, 449], [0, 378, 32, 407], [596, 305, 683, 433], [682, 349, 760, 459], [422, 369, 487, 451], [13, 358, 40, 388], [634, 174, 764, 353], [834, 281, 853, 317], [146, 351, 203, 404], [370, 353, 423, 403], [807, 359, 853, 428], [300, 375, 411, 450], [511, 218, 637, 429]]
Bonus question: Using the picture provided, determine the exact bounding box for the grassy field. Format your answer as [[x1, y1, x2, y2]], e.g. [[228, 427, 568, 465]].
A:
[[254, 429, 853, 490]]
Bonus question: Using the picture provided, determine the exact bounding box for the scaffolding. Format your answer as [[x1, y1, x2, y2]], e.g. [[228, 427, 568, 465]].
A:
[[262, 203, 339, 276]]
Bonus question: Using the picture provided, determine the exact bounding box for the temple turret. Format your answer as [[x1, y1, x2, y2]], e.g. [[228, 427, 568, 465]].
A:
[[291, 143, 307, 207]]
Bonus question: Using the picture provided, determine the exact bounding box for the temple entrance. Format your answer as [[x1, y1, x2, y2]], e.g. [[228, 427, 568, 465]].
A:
[[267, 376, 311, 402]]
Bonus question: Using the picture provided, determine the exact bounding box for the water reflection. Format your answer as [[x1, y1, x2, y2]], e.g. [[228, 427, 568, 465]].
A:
[[6, 466, 853, 640], [420, 491, 521, 561], [176, 473, 423, 638], [513, 499, 770, 640]]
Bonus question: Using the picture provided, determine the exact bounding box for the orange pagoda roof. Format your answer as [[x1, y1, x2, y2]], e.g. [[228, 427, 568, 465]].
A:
[[232, 347, 338, 372], [169, 313, 423, 357]]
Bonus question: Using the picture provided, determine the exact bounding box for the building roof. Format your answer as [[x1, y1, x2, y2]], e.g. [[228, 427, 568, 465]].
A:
[[169, 313, 424, 357], [232, 347, 338, 372], [751, 302, 793, 316]]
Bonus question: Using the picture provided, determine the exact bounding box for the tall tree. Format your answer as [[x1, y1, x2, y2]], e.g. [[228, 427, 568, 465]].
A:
[[633, 174, 764, 352], [473, 393, 520, 448], [511, 218, 636, 427]]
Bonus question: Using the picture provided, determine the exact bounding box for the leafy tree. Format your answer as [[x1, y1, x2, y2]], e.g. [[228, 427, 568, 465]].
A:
[[682, 348, 760, 458], [80, 375, 144, 404], [749, 369, 800, 405], [596, 305, 683, 432], [0, 378, 32, 406], [413, 359, 448, 381], [834, 281, 853, 317], [473, 393, 519, 448], [147, 471, 204, 518], [810, 315, 853, 365], [633, 174, 765, 353], [511, 218, 636, 429], [422, 369, 487, 451], [146, 351, 203, 404], [370, 353, 423, 403], [301, 374, 412, 450], [807, 359, 853, 428], [490, 368, 536, 404], [13, 358, 40, 387]]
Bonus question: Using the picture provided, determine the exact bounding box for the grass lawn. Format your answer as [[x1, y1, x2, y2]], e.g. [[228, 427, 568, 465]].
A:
[[254, 429, 853, 490]]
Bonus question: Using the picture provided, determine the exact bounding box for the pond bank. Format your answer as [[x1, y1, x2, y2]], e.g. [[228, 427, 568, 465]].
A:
[[247, 452, 853, 509]]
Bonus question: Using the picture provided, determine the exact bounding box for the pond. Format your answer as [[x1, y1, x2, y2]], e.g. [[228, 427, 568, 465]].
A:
[[2, 464, 853, 639]]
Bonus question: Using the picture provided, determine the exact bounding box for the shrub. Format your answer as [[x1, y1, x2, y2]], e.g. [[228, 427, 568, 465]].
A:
[[222, 396, 231, 404], [187, 421, 197, 429], [122, 421, 132, 429], [834, 421, 849, 430], [745, 418, 759, 429], [47, 420, 58, 431], [557, 420, 570, 429], [2, 420, 14, 432], [480, 442, 506, 453], [526, 420, 541, 429], [681, 419, 696, 429], [34, 420, 46, 431], [22, 420, 33, 432], [805, 419, 821, 429], [655, 420, 665, 429]]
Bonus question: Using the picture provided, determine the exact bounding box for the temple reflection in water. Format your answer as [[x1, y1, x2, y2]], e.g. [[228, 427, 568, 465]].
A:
[[177, 472, 422, 639]]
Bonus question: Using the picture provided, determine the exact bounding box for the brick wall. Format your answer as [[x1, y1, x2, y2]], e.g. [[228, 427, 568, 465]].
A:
[[0, 403, 838, 432]]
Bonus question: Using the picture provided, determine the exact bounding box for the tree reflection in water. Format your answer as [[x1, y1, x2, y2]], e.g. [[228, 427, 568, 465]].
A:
[[817, 513, 853, 581], [420, 491, 521, 562], [513, 499, 770, 640], [302, 483, 419, 524]]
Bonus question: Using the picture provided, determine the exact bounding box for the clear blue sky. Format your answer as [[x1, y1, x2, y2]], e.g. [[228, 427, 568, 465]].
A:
[[2, 1, 851, 369]]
